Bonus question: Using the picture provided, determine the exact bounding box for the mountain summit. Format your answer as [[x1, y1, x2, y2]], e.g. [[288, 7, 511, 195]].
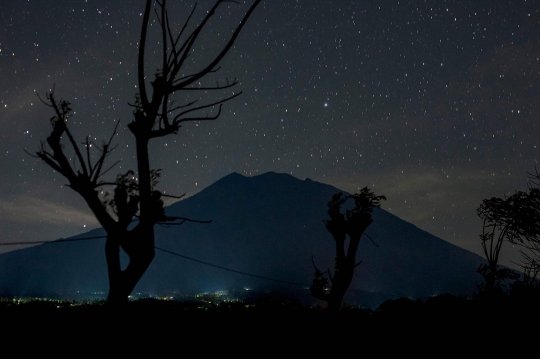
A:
[[0, 171, 486, 307]]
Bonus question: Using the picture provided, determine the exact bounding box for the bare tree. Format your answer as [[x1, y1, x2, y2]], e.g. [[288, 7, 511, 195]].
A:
[[31, 0, 262, 305], [475, 187, 540, 296], [511, 168, 540, 279], [476, 195, 519, 296], [311, 188, 386, 310]]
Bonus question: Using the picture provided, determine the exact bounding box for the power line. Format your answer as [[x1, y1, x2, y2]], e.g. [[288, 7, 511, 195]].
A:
[[0, 235, 310, 287], [0, 236, 107, 246], [155, 246, 308, 287]]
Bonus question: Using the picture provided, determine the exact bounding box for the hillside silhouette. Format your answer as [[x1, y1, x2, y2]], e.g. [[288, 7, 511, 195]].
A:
[[0, 171, 488, 308]]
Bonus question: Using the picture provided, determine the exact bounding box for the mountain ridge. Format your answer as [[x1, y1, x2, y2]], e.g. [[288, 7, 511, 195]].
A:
[[0, 171, 488, 308]]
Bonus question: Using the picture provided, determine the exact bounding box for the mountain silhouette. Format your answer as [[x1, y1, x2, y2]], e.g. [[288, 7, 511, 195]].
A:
[[0, 171, 487, 308]]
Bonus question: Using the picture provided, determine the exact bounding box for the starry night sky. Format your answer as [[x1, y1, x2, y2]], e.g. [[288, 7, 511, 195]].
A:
[[1, 0, 539, 269]]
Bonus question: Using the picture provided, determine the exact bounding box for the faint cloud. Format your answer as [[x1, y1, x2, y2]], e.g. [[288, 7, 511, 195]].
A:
[[0, 196, 98, 226], [332, 165, 528, 240]]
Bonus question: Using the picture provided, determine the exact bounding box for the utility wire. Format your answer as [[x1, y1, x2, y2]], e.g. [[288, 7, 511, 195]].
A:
[[155, 246, 308, 287], [0, 236, 107, 246], [0, 235, 310, 287]]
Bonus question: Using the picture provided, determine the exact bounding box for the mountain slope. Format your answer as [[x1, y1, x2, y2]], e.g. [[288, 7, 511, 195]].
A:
[[0, 171, 487, 307]]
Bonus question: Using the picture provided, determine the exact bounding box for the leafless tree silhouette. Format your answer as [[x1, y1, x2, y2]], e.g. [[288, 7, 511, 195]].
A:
[[31, 0, 262, 305], [512, 168, 540, 280], [475, 182, 540, 295]]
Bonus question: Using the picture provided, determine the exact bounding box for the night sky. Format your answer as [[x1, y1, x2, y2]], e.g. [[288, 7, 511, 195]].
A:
[[1, 0, 539, 270]]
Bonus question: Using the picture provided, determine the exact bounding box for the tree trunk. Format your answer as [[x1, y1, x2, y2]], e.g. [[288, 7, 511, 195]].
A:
[[102, 128, 157, 305], [105, 234, 125, 304], [327, 290, 345, 311], [327, 264, 355, 310], [105, 227, 155, 305], [121, 225, 155, 298]]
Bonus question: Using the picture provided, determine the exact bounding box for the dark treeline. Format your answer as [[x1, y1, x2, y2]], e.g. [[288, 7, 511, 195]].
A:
[[2, 291, 539, 345]]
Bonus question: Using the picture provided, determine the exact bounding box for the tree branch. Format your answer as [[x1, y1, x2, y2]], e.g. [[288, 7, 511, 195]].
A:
[[173, 91, 241, 124], [138, 0, 153, 109], [172, 0, 262, 91]]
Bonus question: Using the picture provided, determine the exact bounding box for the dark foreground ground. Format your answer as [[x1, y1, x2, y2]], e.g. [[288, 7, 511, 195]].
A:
[[2, 294, 539, 356]]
